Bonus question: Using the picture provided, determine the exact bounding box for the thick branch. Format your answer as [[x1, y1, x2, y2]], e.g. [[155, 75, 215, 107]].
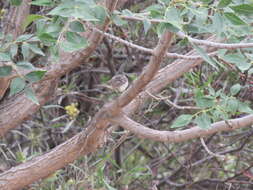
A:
[[0, 129, 91, 189], [0, 34, 221, 188], [0, 0, 120, 136], [2, 0, 31, 38], [109, 114, 253, 142], [0, 29, 173, 188], [0, 80, 58, 137], [0, 78, 10, 100]]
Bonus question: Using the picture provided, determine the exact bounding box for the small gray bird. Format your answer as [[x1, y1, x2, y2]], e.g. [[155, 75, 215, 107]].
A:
[[103, 74, 129, 92]]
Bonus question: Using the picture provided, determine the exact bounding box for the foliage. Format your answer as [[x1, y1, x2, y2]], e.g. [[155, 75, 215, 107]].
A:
[[0, 0, 253, 189]]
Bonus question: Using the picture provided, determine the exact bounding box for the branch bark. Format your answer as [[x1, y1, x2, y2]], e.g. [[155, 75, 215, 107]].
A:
[[2, 0, 31, 38], [0, 6, 243, 188], [0, 29, 174, 189], [109, 114, 253, 142], [0, 0, 121, 136], [0, 80, 58, 137]]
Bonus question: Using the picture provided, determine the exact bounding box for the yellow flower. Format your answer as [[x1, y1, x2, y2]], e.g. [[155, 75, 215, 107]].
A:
[[65, 103, 79, 120]]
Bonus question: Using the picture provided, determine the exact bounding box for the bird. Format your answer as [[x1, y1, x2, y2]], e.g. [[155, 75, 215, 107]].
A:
[[103, 74, 129, 92]]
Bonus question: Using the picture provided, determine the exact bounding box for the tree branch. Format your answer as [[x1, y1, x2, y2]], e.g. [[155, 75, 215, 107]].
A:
[[0, 0, 121, 136], [176, 31, 253, 49], [0, 29, 174, 189], [109, 114, 253, 142], [2, 0, 31, 38], [94, 28, 218, 60]]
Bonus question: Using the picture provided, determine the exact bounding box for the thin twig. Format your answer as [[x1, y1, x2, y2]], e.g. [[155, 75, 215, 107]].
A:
[[177, 31, 253, 49], [164, 99, 200, 110], [146, 91, 200, 110], [93, 28, 218, 60], [200, 137, 225, 159]]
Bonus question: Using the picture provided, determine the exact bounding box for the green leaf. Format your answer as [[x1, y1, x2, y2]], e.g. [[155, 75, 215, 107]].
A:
[[248, 68, 253, 75], [30, 0, 54, 6], [10, 44, 18, 58], [194, 113, 211, 129], [238, 102, 253, 114], [25, 87, 39, 105], [0, 53, 11, 61], [121, 9, 134, 16], [191, 43, 218, 69], [196, 96, 215, 108], [218, 0, 232, 8], [230, 84, 241, 95], [212, 12, 224, 36], [0, 66, 12, 77], [16, 34, 33, 42], [227, 98, 239, 113], [164, 7, 182, 30], [75, 10, 98, 21], [143, 19, 151, 35], [38, 33, 56, 45], [171, 114, 193, 128], [230, 4, 253, 15], [16, 61, 35, 70], [183, 24, 199, 33], [112, 14, 127, 26], [60, 41, 88, 52], [224, 12, 247, 25], [92, 5, 107, 22], [145, 4, 163, 17], [212, 109, 229, 120], [199, 0, 212, 4], [221, 53, 251, 71], [21, 42, 30, 60], [69, 21, 85, 32], [156, 23, 179, 37], [22, 14, 45, 31], [65, 31, 81, 44], [48, 2, 99, 21], [48, 46, 59, 61], [9, 77, 26, 96], [25, 70, 46, 82], [60, 32, 88, 52], [27, 36, 40, 42], [10, 0, 22, 6], [28, 44, 45, 56]]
